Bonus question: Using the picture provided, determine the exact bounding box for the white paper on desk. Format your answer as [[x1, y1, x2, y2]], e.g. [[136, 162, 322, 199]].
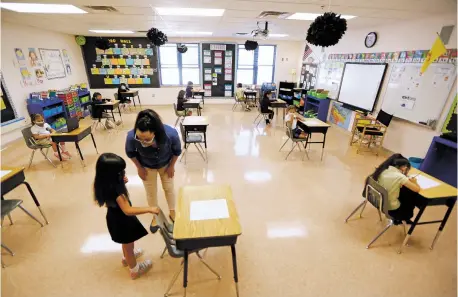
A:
[[0, 170, 11, 179], [415, 175, 441, 189], [190, 199, 229, 221], [304, 119, 321, 125]]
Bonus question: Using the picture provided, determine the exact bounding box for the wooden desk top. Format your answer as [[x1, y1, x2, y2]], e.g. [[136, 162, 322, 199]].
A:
[[174, 185, 242, 240], [298, 116, 330, 128], [51, 124, 91, 136], [272, 99, 286, 104], [185, 99, 202, 104], [244, 90, 257, 94], [192, 90, 204, 93], [122, 90, 138, 94], [182, 116, 209, 126], [410, 168, 457, 199], [1, 166, 24, 183], [100, 100, 120, 106]]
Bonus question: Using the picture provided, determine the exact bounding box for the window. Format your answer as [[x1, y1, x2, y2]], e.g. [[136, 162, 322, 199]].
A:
[[159, 43, 200, 85], [236, 45, 276, 85]]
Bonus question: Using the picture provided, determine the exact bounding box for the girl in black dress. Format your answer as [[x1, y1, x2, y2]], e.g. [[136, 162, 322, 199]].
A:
[[94, 153, 160, 279]]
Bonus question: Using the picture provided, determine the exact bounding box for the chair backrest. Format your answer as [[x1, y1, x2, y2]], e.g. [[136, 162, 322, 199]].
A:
[[365, 177, 390, 216], [179, 122, 186, 140], [113, 93, 118, 101], [21, 127, 37, 149], [155, 208, 183, 258], [376, 109, 393, 127], [173, 103, 180, 116]]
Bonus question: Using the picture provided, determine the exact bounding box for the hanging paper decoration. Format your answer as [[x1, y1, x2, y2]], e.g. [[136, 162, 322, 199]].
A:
[[177, 44, 188, 53], [146, 28, 168, 46], [306, 12, 347, 47], [95, 38, 110, 50], [75, 36, 86, 46], [244, 40, 258, 51]]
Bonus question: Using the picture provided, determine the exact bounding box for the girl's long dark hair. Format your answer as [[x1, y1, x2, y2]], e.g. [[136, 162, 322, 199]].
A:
[[177, 90, 185, 100], [94, 153, 128, 207], [134, 109, 167, 145], [369, 153, 411, 182]]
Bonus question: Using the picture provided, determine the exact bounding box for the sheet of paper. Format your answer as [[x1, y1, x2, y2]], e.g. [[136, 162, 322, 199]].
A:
[[415, 175, 441, 189], [190, 199, 229, 221], [0, 170, 11, 179]]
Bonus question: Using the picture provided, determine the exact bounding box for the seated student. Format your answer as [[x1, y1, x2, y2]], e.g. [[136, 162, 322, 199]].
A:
[[235, 83, 250, 111], [92, 92, 121, 129], [185, 81, 193, 98], [117, 83, 132, 104], [285, 106, 308, 139], [176, 90, 192, 116], [368, 154, 421, 222], [30, 114, 72, 160], [260, 91, 275, 125]]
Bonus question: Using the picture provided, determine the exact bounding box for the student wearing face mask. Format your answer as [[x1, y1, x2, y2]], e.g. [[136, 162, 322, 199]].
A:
[[30, 114, 72, 159], [125, 109, 181, 233]]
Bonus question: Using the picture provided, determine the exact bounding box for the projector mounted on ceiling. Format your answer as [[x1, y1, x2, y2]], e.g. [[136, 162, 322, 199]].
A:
[[251, 21, 269, 39]]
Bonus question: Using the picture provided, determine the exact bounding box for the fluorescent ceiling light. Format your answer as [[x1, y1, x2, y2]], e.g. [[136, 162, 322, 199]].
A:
[[287, 13, 356, 20], [155, 7, 224, 17], [269, 34, 288, 37], [173, 31, 213, 35], [0, 3, 87, 14], [89, 30, 134, 34]]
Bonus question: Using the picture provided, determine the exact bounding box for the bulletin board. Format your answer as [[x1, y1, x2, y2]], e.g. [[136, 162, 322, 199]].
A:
[[39, 48, 66, 79], [201, 43, 236, 97], [81, 37, 160, 89], [1, 72, 17, 124], [316, 61, 345, 99]]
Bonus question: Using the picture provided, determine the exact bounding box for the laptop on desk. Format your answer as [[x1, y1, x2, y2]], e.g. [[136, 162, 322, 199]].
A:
[[63, 117, 79, 133]]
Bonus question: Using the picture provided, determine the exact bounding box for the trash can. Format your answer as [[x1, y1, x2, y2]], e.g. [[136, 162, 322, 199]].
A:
[[408, 157, 423, 169]]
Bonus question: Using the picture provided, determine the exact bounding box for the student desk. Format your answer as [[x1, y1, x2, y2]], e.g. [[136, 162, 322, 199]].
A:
[[51, 125, 99, 166], [174, 185, 242, 297], [183, 99, 203, 116], [1, 166, 48, 224], [399, 168, 457, 252], [270, 99, 288, 126], [192, 90, 205, 105], [298, 116, 331, 160], [118, 90, 141, 108], [100, 100, 123, 123]]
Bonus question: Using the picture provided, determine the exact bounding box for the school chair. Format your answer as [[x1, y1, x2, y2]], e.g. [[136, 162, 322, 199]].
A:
[[278, 123, 310, 161], [232, 96, 244, 111], [114, 93, 133, 112], [155, 208, 220, 297], [2, 199, 44, 267], [345, 177, 409, 253], [253, 100, 272, 127], [21, 127, 56, 168], [349, 110, 393, 155], [179, 123, 207, 164], [173, 103, 185, 127]]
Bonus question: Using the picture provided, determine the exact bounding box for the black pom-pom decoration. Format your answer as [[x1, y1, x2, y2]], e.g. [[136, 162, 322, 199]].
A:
[[147, 28, 168, 47], [177, 44, 188, 53], [244, 40, 258, 51], [306, 12, 347, 47], [95, 38, 110, 50]]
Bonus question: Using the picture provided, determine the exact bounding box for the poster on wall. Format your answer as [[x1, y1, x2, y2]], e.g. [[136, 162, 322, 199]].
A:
[[14, 48, 26, 66], [62, 49, 72, 75], [39, 48, 66, 79], [1, 72, 18, 124], [28, 48, 42, 67], [19, 67, 34, 87], [329, 102, 355, 131]]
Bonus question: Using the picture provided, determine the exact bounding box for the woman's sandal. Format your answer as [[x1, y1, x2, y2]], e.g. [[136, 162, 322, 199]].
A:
[[149, 218, 159, 234]]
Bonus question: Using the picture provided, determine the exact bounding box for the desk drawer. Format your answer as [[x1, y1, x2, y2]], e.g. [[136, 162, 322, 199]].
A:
[[185, 125, 207, 133], [176, 235, 238, 250]]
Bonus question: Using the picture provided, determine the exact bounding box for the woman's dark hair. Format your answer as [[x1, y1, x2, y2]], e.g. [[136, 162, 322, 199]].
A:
[[134, 109, 167, 144], [177, 90, 185, 100], [94, 153, 128, 207], [263, 90, 272, 99], [92, 92, 101, 100], [369, 153, 411, 182], [187, 81, 193, 86], [237, 83, 242, 88]]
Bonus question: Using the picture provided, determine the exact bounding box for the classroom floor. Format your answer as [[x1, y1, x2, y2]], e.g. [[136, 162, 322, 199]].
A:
[[1, 105, 456, 297]]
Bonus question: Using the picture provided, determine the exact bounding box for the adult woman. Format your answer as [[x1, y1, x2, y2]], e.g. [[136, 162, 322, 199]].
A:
[[125, 109, 181, 232]]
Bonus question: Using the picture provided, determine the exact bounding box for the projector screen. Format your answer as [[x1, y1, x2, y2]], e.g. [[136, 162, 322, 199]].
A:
[[337, 63, 387, 112]]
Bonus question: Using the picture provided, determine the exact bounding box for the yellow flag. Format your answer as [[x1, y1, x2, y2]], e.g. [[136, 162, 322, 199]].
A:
[[421, 36, 447, 74]]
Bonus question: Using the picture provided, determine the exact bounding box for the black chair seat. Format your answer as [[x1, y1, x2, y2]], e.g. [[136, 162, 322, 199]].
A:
[[357, 126, 383, 136], [1, 200, 22, 218]]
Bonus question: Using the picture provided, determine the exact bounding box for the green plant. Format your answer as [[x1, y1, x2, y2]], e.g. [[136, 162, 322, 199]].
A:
[[304, 110, 317, 118]]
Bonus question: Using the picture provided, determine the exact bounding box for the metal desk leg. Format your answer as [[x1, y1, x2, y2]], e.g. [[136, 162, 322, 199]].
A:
[[431, 201, 456, 250], [90, 133, 99, 154], [183, 250, 189, 297], [110, 109, 115, 121], [321, 132, 327, 161], [23, 181, 49, 224], [231, 245, 240, 297], [55, 142, 63, 168], [118, 106, 123, 123], [399, 206, 426, 254], [137, 94, 142, 108], [75, 142, 86, 167]]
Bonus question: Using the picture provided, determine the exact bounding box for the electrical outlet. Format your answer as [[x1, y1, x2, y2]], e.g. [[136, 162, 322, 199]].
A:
[[151, 94, 155, 97]]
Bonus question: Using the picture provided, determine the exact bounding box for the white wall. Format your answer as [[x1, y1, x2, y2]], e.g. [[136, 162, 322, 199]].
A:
[[1, 21, 88, 143], [312, 14, 457, 157], [92, 37, 304, 105]]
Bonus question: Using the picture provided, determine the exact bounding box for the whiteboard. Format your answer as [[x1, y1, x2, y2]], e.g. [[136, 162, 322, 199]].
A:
[[337, 63, 387, 111], [316, 61, 345, 99], [381, 63, 456, 127], [39, 48, 66, 79]]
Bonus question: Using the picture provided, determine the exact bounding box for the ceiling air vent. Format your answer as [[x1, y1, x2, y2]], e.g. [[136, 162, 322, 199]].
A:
[[84, 6, 118, 12], [257, 11, 290, 19], [137, 31, 148, 33], [235, 32, 249, 36]]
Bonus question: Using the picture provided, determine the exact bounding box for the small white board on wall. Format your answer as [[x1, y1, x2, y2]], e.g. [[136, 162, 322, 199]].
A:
[[381, 63, 456, 128]]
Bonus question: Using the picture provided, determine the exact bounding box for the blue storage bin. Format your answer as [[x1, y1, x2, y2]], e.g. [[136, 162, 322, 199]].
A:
[[409, 157, 423, 169]]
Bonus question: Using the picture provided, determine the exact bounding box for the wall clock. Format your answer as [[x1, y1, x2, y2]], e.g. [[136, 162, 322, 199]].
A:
[[365, 32, 377, 48]]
